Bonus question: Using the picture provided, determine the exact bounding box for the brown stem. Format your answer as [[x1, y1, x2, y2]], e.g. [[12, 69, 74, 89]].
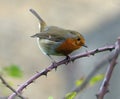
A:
[[0, 75, 25, 99], [97, 37, 120, 99]]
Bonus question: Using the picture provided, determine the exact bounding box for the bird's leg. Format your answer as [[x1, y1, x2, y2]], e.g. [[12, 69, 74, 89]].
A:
[[65, 55, 71, 65], [66, 55, 70, 60], [47, 55, 57, 70]]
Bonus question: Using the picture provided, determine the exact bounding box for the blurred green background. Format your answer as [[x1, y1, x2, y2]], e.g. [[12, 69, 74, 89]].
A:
[[0, 0, 120, 99]]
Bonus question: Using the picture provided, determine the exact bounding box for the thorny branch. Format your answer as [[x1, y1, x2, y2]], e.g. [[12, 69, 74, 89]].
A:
[[63, 54, 111, 99], [0, 75, 24, 99], [8, 44, 115, 99], [63, 37, 120, 99], [97, 37, 120, 99]]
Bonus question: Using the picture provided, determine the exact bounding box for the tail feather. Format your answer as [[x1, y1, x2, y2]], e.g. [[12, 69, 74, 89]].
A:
[[29, 9, 47, 32]]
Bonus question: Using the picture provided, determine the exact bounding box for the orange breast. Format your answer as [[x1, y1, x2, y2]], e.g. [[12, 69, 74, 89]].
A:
[[56, 38, 81, 55]]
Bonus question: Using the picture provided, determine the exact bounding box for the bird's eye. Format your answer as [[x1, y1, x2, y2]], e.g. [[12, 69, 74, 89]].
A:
[[77, 38, 81, 41]]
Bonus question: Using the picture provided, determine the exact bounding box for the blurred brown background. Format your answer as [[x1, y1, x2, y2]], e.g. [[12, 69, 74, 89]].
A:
[[0, 0, 120, 99]]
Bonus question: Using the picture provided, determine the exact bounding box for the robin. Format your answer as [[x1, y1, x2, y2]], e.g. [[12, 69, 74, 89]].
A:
[[30, 9, 87, 62]]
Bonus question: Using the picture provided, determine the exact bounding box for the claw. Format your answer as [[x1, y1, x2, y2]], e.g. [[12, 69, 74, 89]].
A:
[[65, 55, 71, 65]]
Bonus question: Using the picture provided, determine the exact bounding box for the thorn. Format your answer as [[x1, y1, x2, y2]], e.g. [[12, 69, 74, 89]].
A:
[[92, 49, 99, 56], [71, 59, 75, 63], [32, 80, 35, 83], [54, 67, 57, 71], [91, 53, 95, 56], [42, 71, 48, 77], [95, 48, 99, 52], [24, 84, 27, 89], [51, 61, 58, 71], [95, 49, 99, 53], [106, 89, 110, 94], [109, 48, 113, 51], [25, 86, 27, 89], [96, 94, 99, 98]]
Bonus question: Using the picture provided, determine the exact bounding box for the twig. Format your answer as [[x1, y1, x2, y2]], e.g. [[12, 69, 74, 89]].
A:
[[72, 45, 114, 61], [63, 37, 120, 99], [8, 44, 115, 99], [63, 48, 115, 99], [29, 8, 47, 32], [0, 75, 25, 99], [97, 37, 120, 99]]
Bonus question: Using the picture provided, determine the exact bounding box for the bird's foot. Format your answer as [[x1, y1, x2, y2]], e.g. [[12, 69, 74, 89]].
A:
[[65, 55, 72, 65]]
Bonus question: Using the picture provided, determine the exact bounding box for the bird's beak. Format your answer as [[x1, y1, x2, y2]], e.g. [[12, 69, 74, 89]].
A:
[[83, 44, 88, 48]]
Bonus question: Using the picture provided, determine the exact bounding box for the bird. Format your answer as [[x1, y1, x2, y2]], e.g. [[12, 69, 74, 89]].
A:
[[30, 9, 87, 62]]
